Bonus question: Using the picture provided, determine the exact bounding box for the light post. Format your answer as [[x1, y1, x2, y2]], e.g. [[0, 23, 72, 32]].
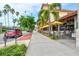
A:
[[3, 35, 7, 47]]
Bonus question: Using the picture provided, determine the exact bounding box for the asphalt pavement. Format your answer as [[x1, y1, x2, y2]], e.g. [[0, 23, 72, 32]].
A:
[[0, 31, 28, 44], [0, 33, 15, 44]]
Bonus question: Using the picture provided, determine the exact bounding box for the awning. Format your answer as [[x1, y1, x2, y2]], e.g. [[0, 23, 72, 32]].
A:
[[51, 21, 64, 26], [40, 25, 49, 29], [38, 21, 64, 30]]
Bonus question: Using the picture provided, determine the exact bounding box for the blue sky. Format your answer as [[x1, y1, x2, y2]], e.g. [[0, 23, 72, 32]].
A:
[[0, 3, 77, 26], [61, 3, 77, 10]]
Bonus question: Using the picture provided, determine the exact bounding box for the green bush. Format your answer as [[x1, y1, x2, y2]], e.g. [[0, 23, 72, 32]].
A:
[[50, 35, 58, 40], [2, 28, 7, 32], [40, 32, 58, 40], [0, 44, 27, 56]]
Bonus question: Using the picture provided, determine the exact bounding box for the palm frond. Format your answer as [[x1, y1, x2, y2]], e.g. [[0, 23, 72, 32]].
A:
[[50, 3, 61, 10], [51, 11, 59, 20]]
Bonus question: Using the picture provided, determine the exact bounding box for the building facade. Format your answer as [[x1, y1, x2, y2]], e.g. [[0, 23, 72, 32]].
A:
[[38, 4, 78, 47]]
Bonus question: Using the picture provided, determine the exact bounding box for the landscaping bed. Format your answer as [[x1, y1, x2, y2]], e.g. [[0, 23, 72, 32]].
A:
[[0, 44, 27, 56], [40, 32, 58, 40]]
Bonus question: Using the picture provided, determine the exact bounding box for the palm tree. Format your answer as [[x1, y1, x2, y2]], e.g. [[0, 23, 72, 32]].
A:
[[49, 3, 61, 10], [10, 8, 15, 15], [0, 10, 2, 17], [4, 4, 11, 27], [15, 11, 19, 27], [0, 10, 2, 33], [38, 9, 49, 30], [48, 3, 61, 35], [14, 11, 19, 45], [13, 18, 17, 27], [16, 11, 19, 18], [38, 3, 61, 35], [38, 14, 48, 32], [3, 9, 7, 26], [10, 8, 15, 27], [37, 19, 41, 29]]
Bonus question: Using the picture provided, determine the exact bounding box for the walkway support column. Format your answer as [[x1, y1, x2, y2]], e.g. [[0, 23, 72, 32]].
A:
[[58, 25, 60, 39], [76, 10, 79, 47]]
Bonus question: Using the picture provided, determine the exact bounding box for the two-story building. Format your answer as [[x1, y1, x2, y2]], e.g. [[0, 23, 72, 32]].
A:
[[38, 4, 78, 47]]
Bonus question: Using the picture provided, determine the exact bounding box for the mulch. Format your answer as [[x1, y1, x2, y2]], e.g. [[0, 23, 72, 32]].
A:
[[17, 32, 32, 40]]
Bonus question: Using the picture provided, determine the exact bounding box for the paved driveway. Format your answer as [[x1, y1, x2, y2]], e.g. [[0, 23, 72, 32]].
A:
[[26, 31, 79, 56]]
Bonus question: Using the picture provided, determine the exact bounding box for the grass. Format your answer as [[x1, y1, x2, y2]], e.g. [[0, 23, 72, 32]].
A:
[[0, 44, 27, 56]]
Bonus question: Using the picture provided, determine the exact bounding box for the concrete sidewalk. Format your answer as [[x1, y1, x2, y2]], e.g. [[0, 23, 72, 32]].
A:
[[26, 31, 79, 56]]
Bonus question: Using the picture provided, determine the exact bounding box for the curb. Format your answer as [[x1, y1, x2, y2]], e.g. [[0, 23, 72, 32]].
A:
[[0, 39, 31, 48]]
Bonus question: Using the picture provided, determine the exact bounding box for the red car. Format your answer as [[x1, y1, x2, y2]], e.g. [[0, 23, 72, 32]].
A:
[[4, 29, 22, 38]]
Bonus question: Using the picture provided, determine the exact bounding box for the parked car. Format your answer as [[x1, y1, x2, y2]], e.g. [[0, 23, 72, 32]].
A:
[[4, 29, 22, 38]]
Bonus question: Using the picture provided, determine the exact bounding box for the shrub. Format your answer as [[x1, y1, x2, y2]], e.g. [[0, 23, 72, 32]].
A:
[[0, 44, 27, 56], [40, 32, 58, 40], [50, 35, 58, 40]]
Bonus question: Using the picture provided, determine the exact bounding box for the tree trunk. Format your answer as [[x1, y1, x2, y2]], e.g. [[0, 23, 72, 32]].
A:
[[7, 13, 9, 27], [14, 23, 15, 27], [16, 16, 18, 27], [4, 14, 6, 26], [12, 14, 15, 27], [13, 22, 15, 28]]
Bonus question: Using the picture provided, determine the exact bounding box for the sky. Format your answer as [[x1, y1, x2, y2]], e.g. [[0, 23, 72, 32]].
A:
[[61, 3, 77, 10], [0, 3, 77, 27]]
